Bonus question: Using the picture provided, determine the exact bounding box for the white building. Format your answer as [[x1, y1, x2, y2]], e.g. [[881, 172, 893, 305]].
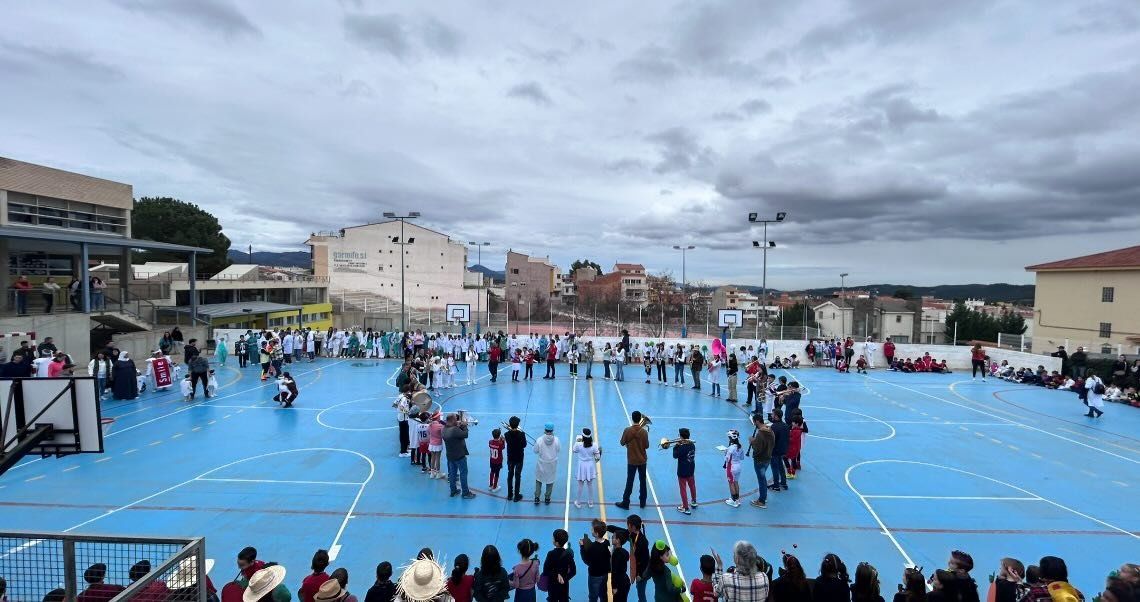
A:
[[307, 221, 481, 311]]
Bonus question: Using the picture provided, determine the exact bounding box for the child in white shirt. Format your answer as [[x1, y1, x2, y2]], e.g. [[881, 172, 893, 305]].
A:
[[180, 375, 193, 401], [207, 369, 219, 396], [568, 347, 579, 379]]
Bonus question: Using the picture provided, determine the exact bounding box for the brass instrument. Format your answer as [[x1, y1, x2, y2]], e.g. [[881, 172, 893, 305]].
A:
[[659, 437, 694, 450], [457, 409, 479, 426], [501, 421, 537, 444], [410, 389, 433, 414], [638, 414, 653, 430]]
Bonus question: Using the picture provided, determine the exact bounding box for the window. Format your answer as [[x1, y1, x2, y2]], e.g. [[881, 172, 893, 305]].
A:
[[1102, 287, 1114, 302], [892, 336, 910, 343], [1099, 322, 1112, 338], [817, 311, 823, 319], [6, 192, 127, 234], [511, 268, 519, 274], [895, 315, 902, 323], [378, 266, 384, 272]]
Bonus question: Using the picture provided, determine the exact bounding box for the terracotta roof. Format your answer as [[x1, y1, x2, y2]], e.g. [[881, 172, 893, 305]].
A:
[[1026, 245, 1140, 271], [614, 263, 645, 271]]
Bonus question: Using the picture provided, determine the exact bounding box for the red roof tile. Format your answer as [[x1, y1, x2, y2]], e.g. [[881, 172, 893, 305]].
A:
[[1025, 245, 1140, 271]]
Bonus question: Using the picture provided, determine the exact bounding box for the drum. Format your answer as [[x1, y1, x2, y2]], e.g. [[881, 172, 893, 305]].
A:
[[410, 389, 433, 414]]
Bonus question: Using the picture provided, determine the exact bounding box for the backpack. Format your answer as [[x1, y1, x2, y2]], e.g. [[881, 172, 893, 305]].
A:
[[1093, 382, 1106, 395]]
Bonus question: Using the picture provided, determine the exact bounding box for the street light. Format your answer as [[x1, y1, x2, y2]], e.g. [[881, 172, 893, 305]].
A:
[[751, 240, 777, 339], [840, 272, 850, 337], [468, 241, 491, 335], [383, 211, 420, 331], [747, 211, 787, 339], [672, 244, 695, 337], [510, 282, 528, 334]]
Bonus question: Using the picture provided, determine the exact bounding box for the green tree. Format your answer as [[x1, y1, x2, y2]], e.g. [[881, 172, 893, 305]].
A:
[[892, 288, 914, 300], [781, 301, 819, 331], [132, 197, 231, 275], [569, 259, 603, 276], [996, 311, 1028, 336]]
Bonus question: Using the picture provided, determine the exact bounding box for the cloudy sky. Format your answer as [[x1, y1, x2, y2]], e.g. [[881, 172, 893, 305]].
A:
[[4, 0, 1139, 289]]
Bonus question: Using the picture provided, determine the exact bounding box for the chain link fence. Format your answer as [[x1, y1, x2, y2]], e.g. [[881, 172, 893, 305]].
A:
[[0, 531, 207, 601]]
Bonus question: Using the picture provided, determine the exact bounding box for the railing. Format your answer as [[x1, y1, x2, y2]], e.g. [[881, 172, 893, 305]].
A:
[[0, 530, 208, 602]]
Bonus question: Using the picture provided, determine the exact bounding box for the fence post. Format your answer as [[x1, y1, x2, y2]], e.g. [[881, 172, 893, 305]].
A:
[[1020, 334, 1025, 352], [63, 537, 77, 601]]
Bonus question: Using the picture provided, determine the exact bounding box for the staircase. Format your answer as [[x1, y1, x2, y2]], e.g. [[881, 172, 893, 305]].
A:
[[330, 289, 406, 314]]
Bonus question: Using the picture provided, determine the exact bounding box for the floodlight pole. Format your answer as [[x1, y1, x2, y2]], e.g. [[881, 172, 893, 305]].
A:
[[748, 211, 786, 340], [384, 211, 419, 331], [468, 241, 490, 335], [673, 245, 695, 338]]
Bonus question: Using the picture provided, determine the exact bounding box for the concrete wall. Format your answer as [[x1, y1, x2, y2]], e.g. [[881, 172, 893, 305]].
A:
[[0, 313, 91, 360]]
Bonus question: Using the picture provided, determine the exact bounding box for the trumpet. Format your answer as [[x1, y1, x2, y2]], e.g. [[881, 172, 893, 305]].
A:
[[659, 437, 693, 450], [457, 409, 479, 426], [501, 421, 536, 444]]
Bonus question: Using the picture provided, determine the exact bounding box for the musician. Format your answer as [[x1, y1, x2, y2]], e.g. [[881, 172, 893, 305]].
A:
[[670, 428, 696, 515], [395, 385, 412, 457], [748, 414, 774, 509], [616, 411, 650, 510], [744, 356, 764, 407], [504, 416, 528, 502], [443, 413, 475, 499]]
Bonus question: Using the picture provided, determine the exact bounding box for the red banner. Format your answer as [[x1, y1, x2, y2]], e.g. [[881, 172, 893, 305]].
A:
[[152, 357, 172, 388]]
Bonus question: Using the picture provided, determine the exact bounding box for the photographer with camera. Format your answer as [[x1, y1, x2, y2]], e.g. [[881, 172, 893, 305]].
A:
[[444, 413, 476, 500]]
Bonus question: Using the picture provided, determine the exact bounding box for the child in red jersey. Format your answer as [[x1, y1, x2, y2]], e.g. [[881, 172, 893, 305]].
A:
[[489, 428, 506, 492], [690, 555, 716, 602], [784, 413, 809, 479]]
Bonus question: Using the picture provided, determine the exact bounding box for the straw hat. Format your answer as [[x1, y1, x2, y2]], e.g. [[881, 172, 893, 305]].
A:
[[314, 578, 349, 602], [243, 565, 287, 602], [396, 557, 446, 602], [167, 557, 215, 589]]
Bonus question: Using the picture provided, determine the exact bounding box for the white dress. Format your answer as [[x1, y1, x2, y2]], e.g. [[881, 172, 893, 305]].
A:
[[574, 442, 599, 482]]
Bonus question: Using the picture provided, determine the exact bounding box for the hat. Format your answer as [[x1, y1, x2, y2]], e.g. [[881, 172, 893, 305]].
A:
[[243, 565, 287, 602], [167, 557, 215, 589], [396, 557, 446, 602], [581, 428, 591, 437], [544, 422, 554, 432], [727, 429, 739, 438], [314, 577, 349, 602]]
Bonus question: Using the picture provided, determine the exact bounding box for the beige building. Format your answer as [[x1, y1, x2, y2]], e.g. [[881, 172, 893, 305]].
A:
[[613, 263, 648, 305], [308, 220, 482, 313], [1026, 244, 1140, 355], [813, 298, 917, 342], [504, 251, 560, 319], [712, 286, 780, 321]]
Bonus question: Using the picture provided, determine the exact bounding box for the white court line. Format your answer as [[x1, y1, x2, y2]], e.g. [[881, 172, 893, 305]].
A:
[[862, 495, 1042, 501], [196, 477, 364, 486], [563, 378, 578, 531], [845, 459, 1139, 571], [864, 376, 1140, 466], [613, 380, 687, 587]]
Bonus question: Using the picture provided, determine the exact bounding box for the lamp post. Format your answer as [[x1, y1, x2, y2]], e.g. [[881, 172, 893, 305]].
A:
[[468, 241, 490, 335], [748, 211, 786, 340], [510, 282, 527, 334], [672, 245, 695, 337], [840, 272, 850, 337], [383, 211, 420, 331]]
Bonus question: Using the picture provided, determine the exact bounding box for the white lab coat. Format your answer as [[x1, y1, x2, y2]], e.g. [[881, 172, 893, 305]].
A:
[[1086, 375, 1105, 409], [863, 342, 878, 368], [533, 434, 561, 485]]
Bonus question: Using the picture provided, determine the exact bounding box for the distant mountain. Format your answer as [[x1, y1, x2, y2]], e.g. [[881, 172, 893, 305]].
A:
[[469, 264, 505, 282], [734, 283, 1035, 304], [227, 249, 310, 267]]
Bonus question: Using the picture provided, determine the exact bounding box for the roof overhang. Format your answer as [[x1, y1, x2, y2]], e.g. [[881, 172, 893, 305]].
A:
[[0, 225, 212, 255]]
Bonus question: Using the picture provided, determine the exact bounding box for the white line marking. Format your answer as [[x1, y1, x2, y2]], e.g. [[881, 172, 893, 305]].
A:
[[196, 477, 364, 486], [25, 475, 45, 482], [63, 466, 79, 472], [123, 449, 138, 455], [563, 378, 577, 531], [613, 380, 686, 586], [861, 495, 1042, 501], [1113, 481, 1129, 487], [867, 376, 1140, 465], [95, 457, 112, 463]]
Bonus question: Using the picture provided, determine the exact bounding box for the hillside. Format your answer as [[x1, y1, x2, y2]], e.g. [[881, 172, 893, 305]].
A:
[[736, 283, 1035, 304], [227, 249, 310, 267], [469, 264, 505, 282]]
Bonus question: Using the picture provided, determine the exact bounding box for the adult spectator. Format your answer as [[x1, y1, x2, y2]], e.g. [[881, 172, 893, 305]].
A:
[[1069, 347, 1087, 378], [749, 414, 774, 509], [851, 563, 883, 602], [11, 275, 33, 315], [77, 563, 125, 602], [768, 409, 789, 492], [40, 277, 61, 313], [770, 554, 811, 602], [472, 546, 510, 602], [444, 413, 476, 499], [111, 351, 139, 400], [616, 411, 649, 510], [171, 327, 184, 353], [1050, 346, 1068, 373], [315, 573, 354, 602], [504, 416, 527, 503], [711, 541, 770, 602], [189, 353, 211, 400], [893, 567, 926, 602], [364, 562, 395, 602], [37, 337, 58, 358], [883, 338, 896, 367], [1111, 354, 1130, 386], [184, 339, 200, 363], [1, 352, 32, 378]]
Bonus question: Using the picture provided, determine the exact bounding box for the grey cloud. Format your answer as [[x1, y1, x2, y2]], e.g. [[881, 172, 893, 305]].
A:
[[712, 111, 745, 122], [740, 98, 772, 115], [613, 45, 683, 82], [795, 0, 994, 57], [113, 0, 259, 38], [343, 13, 461, 59], [506, 81, 553, 106], [605, 158, 648, 172], [647, 127, 716, 174], [0, 43, 124, 80], [1058, 2, 1140, 34], [339, 79, 377, 99]]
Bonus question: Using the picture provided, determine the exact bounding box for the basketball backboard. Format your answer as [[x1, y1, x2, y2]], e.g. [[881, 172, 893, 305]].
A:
[[1, 377, 104, 476], [717, 309, 744, 328], [445, 304, 471, 323]]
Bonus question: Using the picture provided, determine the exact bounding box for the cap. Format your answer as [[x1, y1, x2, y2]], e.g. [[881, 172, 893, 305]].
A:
[[544, 422, 554, 432]]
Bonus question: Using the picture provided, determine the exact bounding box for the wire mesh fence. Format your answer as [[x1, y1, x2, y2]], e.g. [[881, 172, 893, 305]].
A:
[[0, 531, 207, 602]]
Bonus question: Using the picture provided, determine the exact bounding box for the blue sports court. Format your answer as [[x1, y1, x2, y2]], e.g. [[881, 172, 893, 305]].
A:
[[1, 357, 1136, 596]]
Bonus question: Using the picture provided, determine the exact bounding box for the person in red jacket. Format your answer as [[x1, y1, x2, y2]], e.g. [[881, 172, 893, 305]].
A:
[[489, 344, 502, 382], [784, 414, 808, 479], [971, 344, 987, 381], [544, 343, 558, 379], [883, 338, 896, 365]]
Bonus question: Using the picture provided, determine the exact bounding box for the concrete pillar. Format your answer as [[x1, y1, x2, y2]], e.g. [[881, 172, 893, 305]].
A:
[[188, 253, 198, 322], [80, 243, 91, 313], [119, 247, 131, 309]]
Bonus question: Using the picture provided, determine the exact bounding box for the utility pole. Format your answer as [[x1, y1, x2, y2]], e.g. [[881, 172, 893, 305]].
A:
[[840, 272, 849, 338], [672, 245, 695, 338], [749, 211, 786, 340], [383, 211, 420, 331], [468, 241, 490, 335]]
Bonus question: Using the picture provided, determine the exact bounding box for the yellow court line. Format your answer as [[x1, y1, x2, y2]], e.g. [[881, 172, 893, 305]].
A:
[[588, 378, 612, 602]]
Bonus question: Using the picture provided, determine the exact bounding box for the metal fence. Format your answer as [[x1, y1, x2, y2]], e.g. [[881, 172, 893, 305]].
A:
[[0, 531, 207, 602]]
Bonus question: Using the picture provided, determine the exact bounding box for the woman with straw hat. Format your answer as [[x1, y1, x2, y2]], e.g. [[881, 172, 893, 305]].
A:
[[242, 565, 289, 602], [396, 556, 448, 602], [165, 557, 218, 601]]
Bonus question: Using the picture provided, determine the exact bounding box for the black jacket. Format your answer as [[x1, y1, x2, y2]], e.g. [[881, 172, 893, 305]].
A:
[[771, 420, 790, 456], [579, 540, 611, 577]]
